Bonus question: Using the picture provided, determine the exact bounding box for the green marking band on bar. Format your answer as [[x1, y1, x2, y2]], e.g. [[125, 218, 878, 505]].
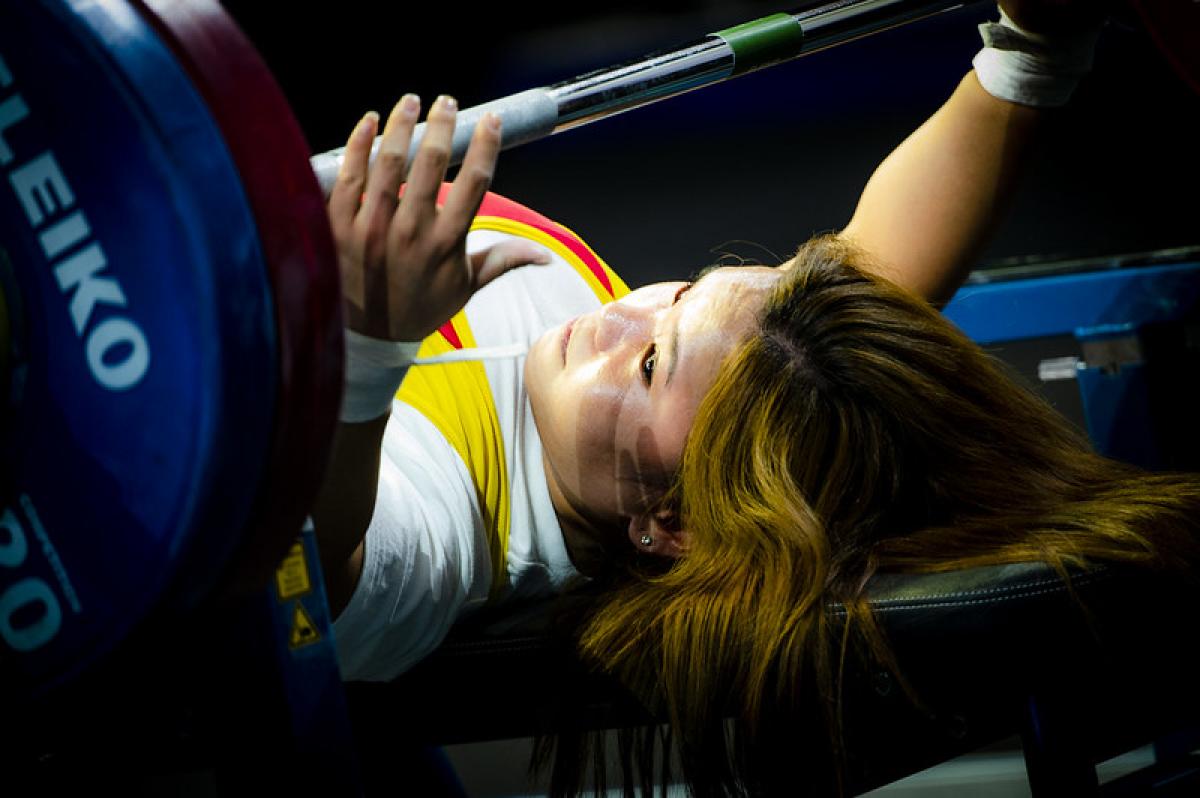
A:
[[712, 13, 806, 76]]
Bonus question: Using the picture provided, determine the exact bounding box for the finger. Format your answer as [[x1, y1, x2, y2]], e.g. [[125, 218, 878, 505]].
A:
[[469, 239, 553, 290], [399, 95, 457, 218], [328, 111, 379, 235], [439, 112, 501, 236], [360, 94, 420, 227]]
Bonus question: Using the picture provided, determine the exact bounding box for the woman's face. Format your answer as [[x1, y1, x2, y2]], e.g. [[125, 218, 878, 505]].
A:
[[525, 265, 780, 543]]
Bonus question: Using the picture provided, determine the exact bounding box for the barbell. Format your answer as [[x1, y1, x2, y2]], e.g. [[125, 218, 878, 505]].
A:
[[0, 0, 1195, 705]]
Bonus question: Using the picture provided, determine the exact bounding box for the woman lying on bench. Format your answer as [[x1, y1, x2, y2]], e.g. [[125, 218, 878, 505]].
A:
[[311, 0, 1200, 793]]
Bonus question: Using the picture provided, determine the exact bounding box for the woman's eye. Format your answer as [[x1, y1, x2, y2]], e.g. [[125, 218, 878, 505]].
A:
[[641, 345, 658, 385], [640, 283, 688, 387]]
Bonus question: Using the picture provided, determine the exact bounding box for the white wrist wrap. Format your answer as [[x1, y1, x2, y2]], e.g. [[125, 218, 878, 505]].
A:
[[972, 9, 1102, 107], [340, 330, 422, 423]]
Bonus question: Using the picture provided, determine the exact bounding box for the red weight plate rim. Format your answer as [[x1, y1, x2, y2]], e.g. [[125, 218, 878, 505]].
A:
[[132, 0, 344, 603], [1130, 0, 1200, 97]]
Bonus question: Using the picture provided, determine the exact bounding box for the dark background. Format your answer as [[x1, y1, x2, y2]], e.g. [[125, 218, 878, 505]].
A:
[[222, 0, 1200, 289], [217, 5, 1198, 793]]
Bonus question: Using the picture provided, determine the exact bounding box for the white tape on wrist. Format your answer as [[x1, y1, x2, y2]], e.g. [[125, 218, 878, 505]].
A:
[[972, 9, 1102, 107], [340, 329, 422, 423]]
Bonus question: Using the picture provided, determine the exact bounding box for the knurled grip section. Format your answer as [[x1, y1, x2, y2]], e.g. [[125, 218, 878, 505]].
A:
[[310, 88, 559, 198]]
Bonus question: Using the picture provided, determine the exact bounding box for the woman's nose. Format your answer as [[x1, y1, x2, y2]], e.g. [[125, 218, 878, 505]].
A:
[[593, 298, 657, 353]]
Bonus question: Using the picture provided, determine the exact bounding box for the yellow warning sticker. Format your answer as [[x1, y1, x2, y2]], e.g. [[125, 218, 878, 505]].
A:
[[275, 541, 311, 600], [289, 601, 320, 650]]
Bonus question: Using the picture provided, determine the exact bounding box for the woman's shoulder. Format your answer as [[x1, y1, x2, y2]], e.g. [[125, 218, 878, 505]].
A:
[[438, 184, 630, 302]]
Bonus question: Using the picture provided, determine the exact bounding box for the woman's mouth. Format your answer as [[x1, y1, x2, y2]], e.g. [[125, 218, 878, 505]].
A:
[[561, 317, 577, 366]]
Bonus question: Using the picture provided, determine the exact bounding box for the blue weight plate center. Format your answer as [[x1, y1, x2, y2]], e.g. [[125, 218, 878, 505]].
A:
[[0, 0, 277, 697]]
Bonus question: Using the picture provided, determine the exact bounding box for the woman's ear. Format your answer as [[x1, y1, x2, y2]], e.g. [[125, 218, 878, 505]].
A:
[[627, 508, 691, 559]]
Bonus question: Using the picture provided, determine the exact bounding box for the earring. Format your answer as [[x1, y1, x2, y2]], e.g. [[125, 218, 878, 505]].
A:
[[640, 534, 653, 548]]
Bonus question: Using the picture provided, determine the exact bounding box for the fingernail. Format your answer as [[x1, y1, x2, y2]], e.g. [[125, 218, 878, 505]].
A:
[[400, 94, 419, 118], [438, 95, 457, 111], [359, 110, 379, 137], [533, 246, 552, 264], [484, 112, 501, 133]]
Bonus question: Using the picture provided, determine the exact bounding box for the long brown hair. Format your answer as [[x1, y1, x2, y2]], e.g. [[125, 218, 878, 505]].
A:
[[541, 235, 1200, 796]]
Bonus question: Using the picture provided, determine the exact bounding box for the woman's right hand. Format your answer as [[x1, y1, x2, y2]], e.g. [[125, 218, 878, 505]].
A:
[[327, 94, 550, 343]]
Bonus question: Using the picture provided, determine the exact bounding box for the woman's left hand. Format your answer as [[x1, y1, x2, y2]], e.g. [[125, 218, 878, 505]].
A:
[[328, 94, 550, 343]]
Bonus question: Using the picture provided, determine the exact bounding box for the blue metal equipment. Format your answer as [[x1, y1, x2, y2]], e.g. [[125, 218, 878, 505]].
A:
[[944, 248, 1200, 472]]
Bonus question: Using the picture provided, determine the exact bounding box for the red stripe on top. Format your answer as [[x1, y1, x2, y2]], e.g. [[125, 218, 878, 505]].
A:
[[438, 319, 463, 349], [415, 184, 614, 348], [433, 184, 614, 296]]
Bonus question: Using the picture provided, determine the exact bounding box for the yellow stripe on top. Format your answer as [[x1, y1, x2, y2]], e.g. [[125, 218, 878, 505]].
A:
[[394, 216, 627, 600], [473, 216, 630, 303], [395, 313, 510, 599]]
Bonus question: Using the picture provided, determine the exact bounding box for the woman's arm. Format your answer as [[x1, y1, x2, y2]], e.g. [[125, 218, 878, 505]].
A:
[[838, 70, 1046, 306], [310, 416, 386, 615], [312, 96, 548, 615], [835, 0, 1105, 306]]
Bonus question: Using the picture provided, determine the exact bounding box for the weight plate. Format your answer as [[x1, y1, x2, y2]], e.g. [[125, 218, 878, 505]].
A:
[[0, 0, 277, 700], [1131, 0, 1200, 96], [132, 0, 344, 603]]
